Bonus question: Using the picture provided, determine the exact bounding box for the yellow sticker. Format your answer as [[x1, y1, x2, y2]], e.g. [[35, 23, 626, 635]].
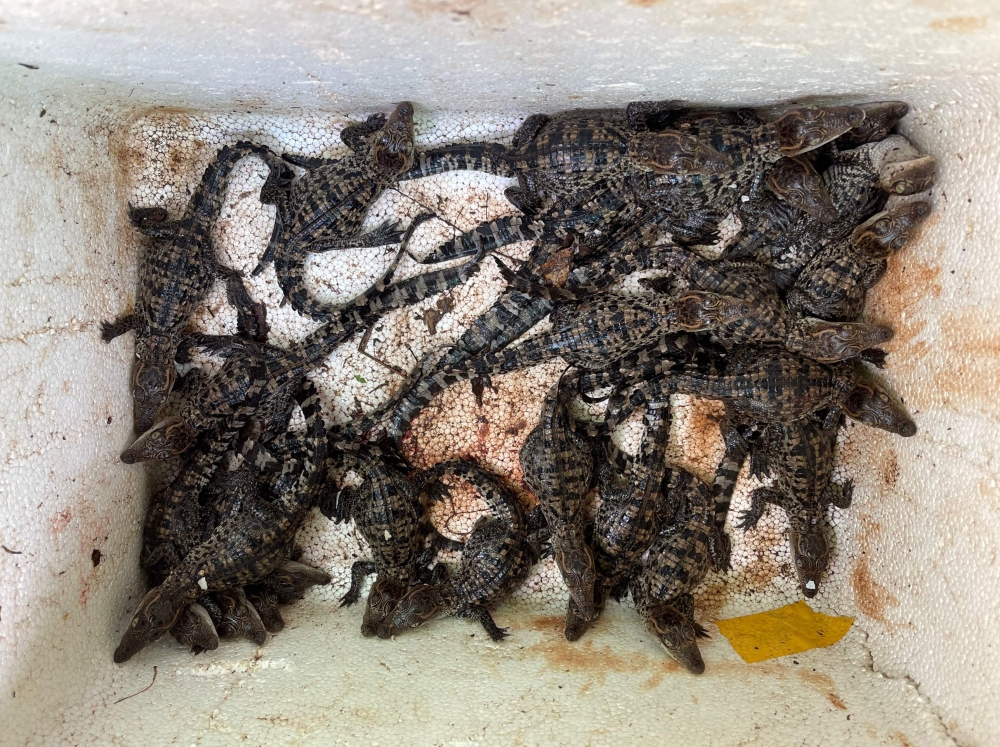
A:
[[715, 601, 854, 664]]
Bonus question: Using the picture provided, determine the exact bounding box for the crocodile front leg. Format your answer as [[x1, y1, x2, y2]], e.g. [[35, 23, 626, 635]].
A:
[[341, 560, 377, 607]]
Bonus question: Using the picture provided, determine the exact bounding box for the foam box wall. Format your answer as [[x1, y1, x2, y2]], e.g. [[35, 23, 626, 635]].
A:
[[0, 2, 998, 745]]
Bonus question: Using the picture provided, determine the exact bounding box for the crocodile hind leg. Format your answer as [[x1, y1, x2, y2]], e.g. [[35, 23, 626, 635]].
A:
[[511, 113, 550, 148], [736, 488, 784, 531], [461, 605, 509, 642], [342, 561, 377, 607], [212, 258, 268, 341], [828, 480, 854, 509]]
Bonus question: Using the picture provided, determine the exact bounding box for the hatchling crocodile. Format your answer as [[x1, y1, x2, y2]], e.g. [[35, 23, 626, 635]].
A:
[[510, 247, 894, 365], [602, 345, 917, 438], [735, 412, 853, 598], [252, 101, 419, 321], [377, 459, 534, 641], [101, 141, 288, 432], [763, 135, 937, 288], [320, 451, 461, 637], [401, 100, 731, 213], [565, 402, 674, 642], [519, 373, 598, 626], [629, 467, 729, 674], [786, 200, 931, 322], [114, 413, 326, 663]]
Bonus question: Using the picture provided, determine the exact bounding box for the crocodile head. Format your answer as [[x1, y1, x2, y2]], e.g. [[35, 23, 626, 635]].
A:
[[842, 376, 917, 436], [114, 587, 184, 663], [120, 416, 198, 463], [775, 105, 866, 156], [376, 583, 442, 639], [372, 101, 416, 177], [674, 291, 753, 333], [766, 157, 838, 223], [131, 335, 178, 433], [553, 527, 598, 623], [789, 516, 829, 598], [170, 603, 220, 653], [643, 603, 709, 674], [837, 101, 909, 148], [628, 130, 731, 176], [852, 201, 931, 258], [880, 154, 937, 195], [786, 320, 894, 363], [361, 577, 406, 637]]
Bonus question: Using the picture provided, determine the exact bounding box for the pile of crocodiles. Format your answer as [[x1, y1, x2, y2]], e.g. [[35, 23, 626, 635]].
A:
[[105, 99, 934, 674]]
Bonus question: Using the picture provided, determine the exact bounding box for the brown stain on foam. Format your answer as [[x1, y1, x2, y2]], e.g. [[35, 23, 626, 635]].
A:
[[929, 16, 987, 33], [797, 669, 847, 710], [866, 242, 943, 358], [850, 515, 900, 626], [524, 616, 683, 688], [892, 732, 915, 747], [930, 308, 1000, 417]]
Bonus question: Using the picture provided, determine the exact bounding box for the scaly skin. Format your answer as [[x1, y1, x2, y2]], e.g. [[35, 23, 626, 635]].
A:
[[641, 105, 865, 242], [727, 156, 837, 258], [256, 102, 419, 320], [629, 467, 728, 674], [520, 374, 597, 627], [101, 142, 288, 432], [320, 451, 434, 637], [567, 403, 674, 642], [114, 413, 326, 663], [516, 247, 892, 364], [834, 101, 909, 149], [399, 101, 729, 212], [378, 460, 532, 641], [120, 222, 483, 464], [786, 200, 931, 321], [735, 413, 854, 598], [765, 134, 937, 289], [603, 346, 917, 437]]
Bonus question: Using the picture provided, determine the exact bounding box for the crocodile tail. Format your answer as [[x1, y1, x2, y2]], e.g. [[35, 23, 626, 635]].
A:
[[424, 214, 548, 264], [711, 446, 745, 530], [426, 459, 525, 528], [400, 143, 513, 180], [493, 255, 610, 301]]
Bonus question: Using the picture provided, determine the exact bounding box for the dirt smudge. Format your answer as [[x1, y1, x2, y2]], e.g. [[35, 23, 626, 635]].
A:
[[851, 553, 899, 625], [797, 669, 846, 709], [526, 637, 652, 686], [929, 16, 987, 33], [865, 243, 943, 357]]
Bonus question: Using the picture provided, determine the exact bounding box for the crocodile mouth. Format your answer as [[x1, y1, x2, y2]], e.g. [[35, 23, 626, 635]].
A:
[[852, 201, 932, 257], [879, 155, 937, 195]]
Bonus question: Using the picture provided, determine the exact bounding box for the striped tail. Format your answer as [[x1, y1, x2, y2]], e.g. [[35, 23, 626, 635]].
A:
[[400, 143, 513, 180], [711, 446, 745, 531]]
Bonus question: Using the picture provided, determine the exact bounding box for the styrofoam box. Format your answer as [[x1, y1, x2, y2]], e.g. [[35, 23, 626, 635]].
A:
[[1, 2, 998, 745]]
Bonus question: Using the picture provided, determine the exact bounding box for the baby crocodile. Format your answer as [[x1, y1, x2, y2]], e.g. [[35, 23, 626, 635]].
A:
[[320, 450, 453, 637], [377, 460, 532, 641], [786, 200, 931, 322], [520, 373, 598, 626], [646, 105, 864, 239], [728, 156, 838, 258], [833, 101, 910, 149], [402, 101, 729, 212], [114, 413, 326, 663], [736, 413, 853, 598], [169, 602, 219, 655], [101, 141, 287, 432], [765, 135, 937, 289], [629, 467, 728, 674], [604, 345, 917, 437], [254, 102, 417, 320], [245, 560, 332, 633], [566, 402, 674, 642]]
